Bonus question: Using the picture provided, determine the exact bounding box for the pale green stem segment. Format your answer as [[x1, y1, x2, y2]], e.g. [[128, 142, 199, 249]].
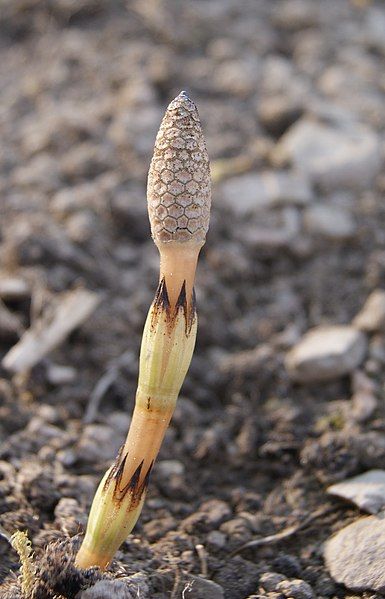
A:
[[75, 278, 197, 570]]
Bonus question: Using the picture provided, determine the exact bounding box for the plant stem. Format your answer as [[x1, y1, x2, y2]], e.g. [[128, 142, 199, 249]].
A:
[[76, 91, 211, 570]]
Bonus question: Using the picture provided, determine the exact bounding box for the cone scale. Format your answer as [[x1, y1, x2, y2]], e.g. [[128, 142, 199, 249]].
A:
[[75, 92, 211, 570]]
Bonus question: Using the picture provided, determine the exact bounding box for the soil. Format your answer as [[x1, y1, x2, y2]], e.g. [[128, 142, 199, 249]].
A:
[[1, 1, 385, 598]]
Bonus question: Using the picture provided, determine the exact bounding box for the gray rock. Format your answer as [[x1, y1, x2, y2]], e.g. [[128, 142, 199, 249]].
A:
[[206, 530, 227, 549], [157, 459, 185, 477], [181, 499, 231, 532], [259, 572, 286, 592], [214, 59, 260, 97], [273, 119, 382, 190], [183, 575, 224, 599], [220, 170, 313, 216], [304, 204, 356, 240], [46, 363, 76, 385], [77, 424, 124, 463], [79, 575, 149, 598], [366, 8, 385, 54], [328, 470, 385, 514], [324, 513, 385, 592], [277, 578, 314, 599], [108, 106, 163, 157], [353, 290, 385, 332], [285, 325, 367, 383], [54, 497, 87, 535], [351, 391, 377, 423], [258, 96, 303, 136]]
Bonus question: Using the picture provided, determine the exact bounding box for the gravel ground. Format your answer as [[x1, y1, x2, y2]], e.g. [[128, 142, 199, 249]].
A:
[[1, 1, 385, 597]]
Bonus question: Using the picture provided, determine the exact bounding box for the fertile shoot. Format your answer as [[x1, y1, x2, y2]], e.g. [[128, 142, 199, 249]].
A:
[[75, 91, 211, 570]]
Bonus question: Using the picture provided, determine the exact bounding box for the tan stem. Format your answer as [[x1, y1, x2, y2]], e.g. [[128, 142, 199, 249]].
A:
[[120, 394, 174, 489], [157, 241, 201, 310]]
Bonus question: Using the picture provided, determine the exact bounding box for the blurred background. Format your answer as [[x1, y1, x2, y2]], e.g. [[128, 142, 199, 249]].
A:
[[1, 1, 385, 597]]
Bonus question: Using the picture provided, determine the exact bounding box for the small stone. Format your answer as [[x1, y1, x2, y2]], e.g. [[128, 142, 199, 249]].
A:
[[221, 170, 313, 216], [258, 96, 303, 136], [353, 290, 385, 332], [80, 576, 149, 599], [0, 300, 22, 337], [108, 105, 163, 157], [324, 514, 385, 592], [259, 572, 286, 592], [0, 276, 30, 300], [65, 211, 96, 243], [157, 459, 185, 477], [206, 530, 227, 549], [273, 119, 381, 190], [366, 8, 385, 54], [351, 391, 377, 423], [46, 363, 76, 385], [180, 499, 231, 533], [285, 325, 367, 383], [77, 424, 124, 463], [277, 578, 314, 599], [184, 575, 224, 599], [328, 470, 385, 514], [304, 204, 356, 240], [143, 515, 176, 541], [54, 497, 87, 535], [220, 517, 252, 543]]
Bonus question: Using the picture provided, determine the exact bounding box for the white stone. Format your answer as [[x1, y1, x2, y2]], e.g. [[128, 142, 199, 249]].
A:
[[0, 276, 30, 300], [304, 204, 356, 240], [220, 170, 313, 216], [328, 470, 385, 514], [46, 363, 76, 385], [285, 325, 367, 383], [353, 290, 385, 332], [274, 120, 382, 190], [324, 514, 385, 592]]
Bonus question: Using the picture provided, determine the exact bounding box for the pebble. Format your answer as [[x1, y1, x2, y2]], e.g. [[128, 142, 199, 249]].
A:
[[206, 530, 227, 550], [259, 572, 286, 592], [77, 424, 124, 463], [257, 96, 303, 136], [328, 470, 385, 514], [0, 300, 22, 337], [0, 276, 30, 300], [324, 514, 385, 593], [285, 325, 367, 383], [220, 517, 253, 543], [108, 105, 163, 157], [273, 119, 382, 190], [54, 497, 87, 534], [353, 289, 385, 332], [214, 59, 259, 97], [366, 7, 385, 54], [351, 391, 377, 423], [277, 579, 314, 599], [46, 363, 76, 385], [180, 499, 231, 533], [220, 170, 313, 216], [157, 459, 185, 478], [80, 576, 149, 599], [184, 575, 224, 599], [303, 204, 356, 240]]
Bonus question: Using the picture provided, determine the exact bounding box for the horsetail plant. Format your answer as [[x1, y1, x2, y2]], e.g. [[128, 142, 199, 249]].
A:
[[75, 92, 211, 570]]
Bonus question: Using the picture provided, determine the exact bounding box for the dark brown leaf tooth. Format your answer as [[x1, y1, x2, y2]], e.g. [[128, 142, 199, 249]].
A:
[[147, 91, 211, 245], [151, 278, 196, 335]]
